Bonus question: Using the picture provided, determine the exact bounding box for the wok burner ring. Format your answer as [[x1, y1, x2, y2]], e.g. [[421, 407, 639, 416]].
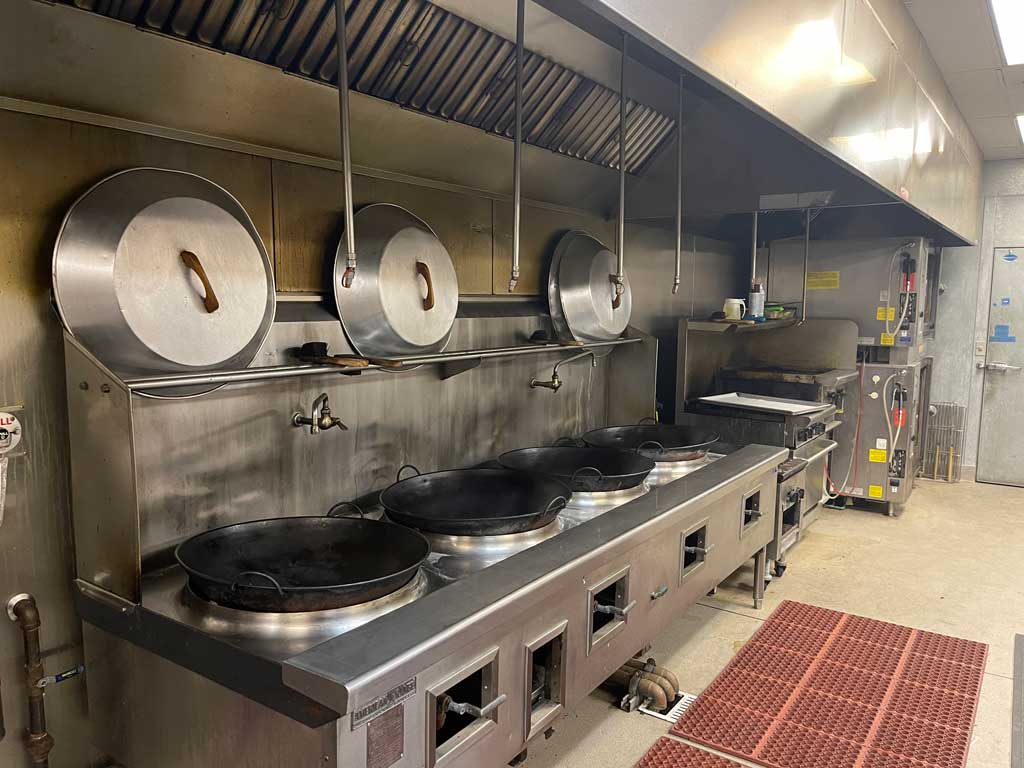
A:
[[179, 569, 434, 639]]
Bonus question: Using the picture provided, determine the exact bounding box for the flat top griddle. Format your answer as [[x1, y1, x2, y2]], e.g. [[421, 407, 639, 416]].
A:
[[696, 392, 830, 415]]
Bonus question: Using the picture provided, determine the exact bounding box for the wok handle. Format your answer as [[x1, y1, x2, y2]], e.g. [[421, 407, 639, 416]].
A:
[[636, 440, 665, 454], [396, 463, 421, 481], [415, 261, 435, 311], [570, 466, 604, 484], [545, 495, 569, 515], [327, 501, 364, 519], [180, 250, 220, 314], [231, 571, 284, 595]]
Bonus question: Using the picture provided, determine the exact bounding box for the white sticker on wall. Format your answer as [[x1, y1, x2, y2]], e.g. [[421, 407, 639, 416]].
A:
[[0, 412, 21, 455], [858, 336, 876, 346], [879, 290, 889, 302], [875, 438, 887, 451]]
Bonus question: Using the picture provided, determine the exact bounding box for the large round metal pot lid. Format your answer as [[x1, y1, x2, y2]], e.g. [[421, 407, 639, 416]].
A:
[[53, 168, 276, 396], [333, 204, 459, 359], [548, 231, 631, 343]]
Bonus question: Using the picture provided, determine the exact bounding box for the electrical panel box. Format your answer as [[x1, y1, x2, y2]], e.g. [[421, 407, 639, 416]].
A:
[[768, 237, 930, 363]]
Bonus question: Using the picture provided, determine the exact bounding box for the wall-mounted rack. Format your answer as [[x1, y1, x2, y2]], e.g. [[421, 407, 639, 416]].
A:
[[67, 332, 643, 394]]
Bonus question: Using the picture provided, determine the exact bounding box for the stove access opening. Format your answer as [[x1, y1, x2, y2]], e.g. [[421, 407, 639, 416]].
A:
[[427, 649, 505, 766], [587, 566, 635, 655], [525, 621, 568, 740], [680, 519, 710, 581], [741, 489, 763, 533]]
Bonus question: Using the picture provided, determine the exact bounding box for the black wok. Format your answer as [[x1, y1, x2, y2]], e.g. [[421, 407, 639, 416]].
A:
[[581, 424, 719, 462], [381, 468, 570, 536], [497, 446, 654, 492], [175, 516, 429, 612]]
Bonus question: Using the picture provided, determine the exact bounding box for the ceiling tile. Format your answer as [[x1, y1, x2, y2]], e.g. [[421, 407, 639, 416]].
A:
[[984, 145, 1024, 160], [969, 115, 1023, 149], [945, 68, 1009, 117], [905, 0, 1002, 73], [1006, 66, 1024, 112]]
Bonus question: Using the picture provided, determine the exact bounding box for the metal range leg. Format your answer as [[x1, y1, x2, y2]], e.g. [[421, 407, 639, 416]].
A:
[[753, 547, 767, 609]]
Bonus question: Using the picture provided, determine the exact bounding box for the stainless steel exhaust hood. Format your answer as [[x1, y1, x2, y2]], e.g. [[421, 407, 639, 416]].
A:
[[46, 0, 977, 246], [61, 0, 674, 176]]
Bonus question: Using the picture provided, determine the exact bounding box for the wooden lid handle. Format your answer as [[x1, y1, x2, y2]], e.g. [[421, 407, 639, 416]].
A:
[[181, 250, 220, 314], [416, 261, 435, 311]]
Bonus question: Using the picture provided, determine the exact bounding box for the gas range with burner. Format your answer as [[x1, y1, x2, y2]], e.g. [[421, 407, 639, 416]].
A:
[[74, 449, 783, 768], [65, 336, 786, 768], [680, 393, 838, 575]]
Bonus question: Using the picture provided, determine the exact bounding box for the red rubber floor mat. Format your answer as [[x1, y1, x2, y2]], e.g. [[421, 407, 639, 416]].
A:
[[671, 601, 987, 768], [637, 737, 743, 767]]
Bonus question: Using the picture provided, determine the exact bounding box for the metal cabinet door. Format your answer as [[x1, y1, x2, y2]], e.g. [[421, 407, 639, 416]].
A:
[[977, 247, 1024, 486]]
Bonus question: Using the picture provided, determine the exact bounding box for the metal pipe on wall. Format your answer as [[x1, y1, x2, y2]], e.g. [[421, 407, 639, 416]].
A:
[[7, 594, 54, 767], [335, 0, 357, 288], [673, 70, 683, 296], [750, 210, 759, 285], [508, 0, 525, 293], [800, 208, 810, 324], [611, 32, 627, 308]]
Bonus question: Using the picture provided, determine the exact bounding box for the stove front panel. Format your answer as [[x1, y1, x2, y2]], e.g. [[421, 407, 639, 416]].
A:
[[330, 459, 779, 768]]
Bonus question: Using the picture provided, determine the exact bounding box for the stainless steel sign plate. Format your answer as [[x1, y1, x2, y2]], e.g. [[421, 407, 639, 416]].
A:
[[352, 677, 417, 730]]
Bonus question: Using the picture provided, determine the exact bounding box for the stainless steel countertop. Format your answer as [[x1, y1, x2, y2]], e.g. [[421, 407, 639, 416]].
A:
[[282, 444, 787, 715]]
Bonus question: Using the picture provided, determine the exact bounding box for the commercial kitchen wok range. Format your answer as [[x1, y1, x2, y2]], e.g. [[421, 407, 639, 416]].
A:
[[73, 426, 786, 768]]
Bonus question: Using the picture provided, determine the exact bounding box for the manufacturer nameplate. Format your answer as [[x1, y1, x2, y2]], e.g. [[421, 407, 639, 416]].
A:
[[352, 678, 417, 730]]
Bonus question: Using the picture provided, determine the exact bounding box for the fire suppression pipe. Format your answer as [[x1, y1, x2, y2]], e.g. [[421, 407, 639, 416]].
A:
[[508, 0, 525, 293], [7, 594, 55, 767], [673, 70, 684, 295], [335, 0, 357, 288], [610, 31, 628, 309]]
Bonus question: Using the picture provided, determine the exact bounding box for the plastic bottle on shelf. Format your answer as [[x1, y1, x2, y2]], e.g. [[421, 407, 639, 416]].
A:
[[747, 283, 766, 321]]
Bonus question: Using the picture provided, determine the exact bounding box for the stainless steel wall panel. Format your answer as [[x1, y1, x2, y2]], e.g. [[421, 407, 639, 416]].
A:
[[130, 316, 622, 557], [620, 222, 746, 421], [83, 624, 337, 768]]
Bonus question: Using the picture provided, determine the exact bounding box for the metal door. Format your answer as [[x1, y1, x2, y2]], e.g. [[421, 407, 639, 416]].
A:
[[977, 248, 1024, 485]]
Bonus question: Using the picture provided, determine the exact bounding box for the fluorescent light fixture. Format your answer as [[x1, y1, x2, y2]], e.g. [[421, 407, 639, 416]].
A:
[[1018, 115, 1024, 144], [991, 0, 1024, 66]]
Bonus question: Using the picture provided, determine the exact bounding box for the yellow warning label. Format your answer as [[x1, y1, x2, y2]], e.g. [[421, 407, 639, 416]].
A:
[[868, 448, 888, 463], [868, 485, 884, 499], [880, 333, 895, 346], [875, 307, 896, 321], [806, 271, 840, 290]]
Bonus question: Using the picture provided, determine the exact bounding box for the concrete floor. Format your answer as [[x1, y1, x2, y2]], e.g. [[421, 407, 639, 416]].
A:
[[525, 478, 1022, 768]]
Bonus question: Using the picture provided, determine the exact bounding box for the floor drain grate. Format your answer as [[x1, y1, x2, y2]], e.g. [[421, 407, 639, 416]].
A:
[[640, 693, 699, 723]]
